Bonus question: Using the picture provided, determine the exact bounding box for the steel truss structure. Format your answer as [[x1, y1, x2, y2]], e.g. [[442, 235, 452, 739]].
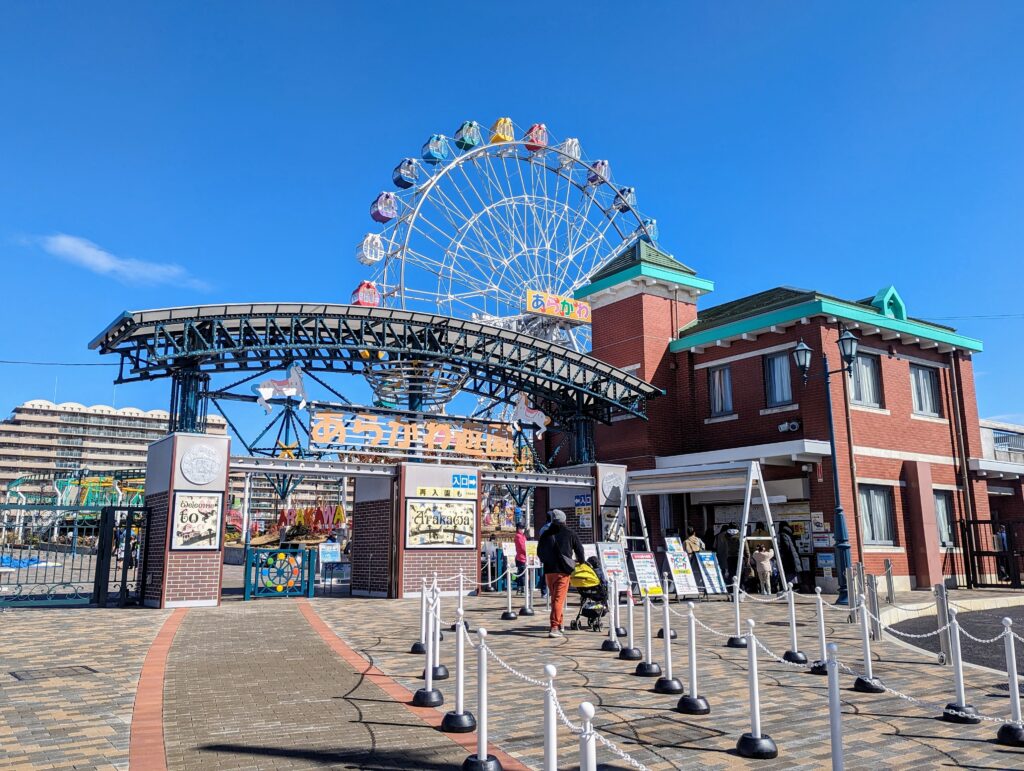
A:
[[90, 304, 660, 455]]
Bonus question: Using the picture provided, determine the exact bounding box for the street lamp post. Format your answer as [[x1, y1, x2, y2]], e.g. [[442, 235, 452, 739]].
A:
[[793, 330, 858, 606]]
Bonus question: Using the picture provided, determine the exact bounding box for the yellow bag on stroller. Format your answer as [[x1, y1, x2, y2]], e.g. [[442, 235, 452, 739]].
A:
[[569, 562, 600, 589]]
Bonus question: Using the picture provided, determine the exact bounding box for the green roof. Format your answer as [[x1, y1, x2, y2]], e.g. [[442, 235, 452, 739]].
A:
[[588, 239, 696, 283], [575, 239, 714, 299], [671, 286, 982, 353]]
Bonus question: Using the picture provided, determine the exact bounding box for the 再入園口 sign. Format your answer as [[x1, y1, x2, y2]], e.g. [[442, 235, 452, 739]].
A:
[[525, 289, 591, 324]]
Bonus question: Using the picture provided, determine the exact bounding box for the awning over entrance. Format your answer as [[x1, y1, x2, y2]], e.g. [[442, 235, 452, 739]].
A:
[[653, 439, 831, 470], [627, 462, 753, 496]]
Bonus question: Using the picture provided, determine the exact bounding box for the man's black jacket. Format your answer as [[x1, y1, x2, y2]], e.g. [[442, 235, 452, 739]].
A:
[[537, 521, 585, 575]]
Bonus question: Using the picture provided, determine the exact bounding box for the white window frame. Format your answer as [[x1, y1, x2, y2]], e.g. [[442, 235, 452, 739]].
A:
[[859, 483, 896, 546], [849, 353, 883, 408], [764, 351, 793, 408], [708, 365, 733, 417], [910, 364, 942, 417]]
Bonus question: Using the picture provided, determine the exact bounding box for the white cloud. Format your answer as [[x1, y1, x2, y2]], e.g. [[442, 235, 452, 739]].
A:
[[39, 234, 209, 291]]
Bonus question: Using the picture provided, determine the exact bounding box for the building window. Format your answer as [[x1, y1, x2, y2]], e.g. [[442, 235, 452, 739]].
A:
[[764, 352, 793, 407], [910, 364, 941, 417], [850, 353, 883, 408], [709, 366, 733, 416], [859, 484, 896, 545], [934, 490, 955, 547]]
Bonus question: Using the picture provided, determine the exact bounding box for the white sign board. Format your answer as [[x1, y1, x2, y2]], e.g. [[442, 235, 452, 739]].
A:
[[665, 551, 700, 596], [629, 551, 663, 597], [597, 541, 628, 587], [695, 551, 727, 594], [170, 492, 223, 551], [318, 542, 342, 563]]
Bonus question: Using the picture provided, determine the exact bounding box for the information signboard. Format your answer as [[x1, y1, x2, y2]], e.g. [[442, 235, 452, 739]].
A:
[[629, 551, 663, 597], [597, 541, 628, 586], [695, 551, 727, 594], [318, 541, 342, 564], [664, 536, 685, 553], [170, 492, 223, 551], [525, 540, 540, 568], [665, 551, 700, 596]]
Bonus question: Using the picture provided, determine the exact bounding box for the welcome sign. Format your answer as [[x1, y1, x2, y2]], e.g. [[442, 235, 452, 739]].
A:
[[405, 499, 477, 548]]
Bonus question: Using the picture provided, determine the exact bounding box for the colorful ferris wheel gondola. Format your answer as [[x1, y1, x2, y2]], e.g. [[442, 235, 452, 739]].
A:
[[453, 120, 483, 150], [489, 117, 514, 143], [615, 187, 637, 213], [523, 123, 548, 152], [356, 233, 385, 265], [421, 134, 450, 164], [587, 160, 611, 186], [392, 158, 421, 189], [370, 192, 398, 223], [557, 137, 581, 167]]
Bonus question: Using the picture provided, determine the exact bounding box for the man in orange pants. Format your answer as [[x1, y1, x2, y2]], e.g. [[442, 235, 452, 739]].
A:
[[537, 509, 585, 638]]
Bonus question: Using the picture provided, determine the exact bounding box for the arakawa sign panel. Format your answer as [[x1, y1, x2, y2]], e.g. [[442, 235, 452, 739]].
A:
[[525, 289, 592, 324], [311, 408, 514, 463]]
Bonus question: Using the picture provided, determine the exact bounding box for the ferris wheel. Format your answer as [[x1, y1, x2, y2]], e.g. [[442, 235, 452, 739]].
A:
[[355, 117, 657, 353]]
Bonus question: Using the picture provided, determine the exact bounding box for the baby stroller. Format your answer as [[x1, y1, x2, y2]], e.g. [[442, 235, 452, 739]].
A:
[[568, 558, 608, 632]]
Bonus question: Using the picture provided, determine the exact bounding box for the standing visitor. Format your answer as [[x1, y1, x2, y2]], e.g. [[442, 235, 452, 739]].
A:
[[995, 524, 1011, 581], [777, 521, 803, 591], [514, 522, 527, 593], [537, 509, 584, 638]]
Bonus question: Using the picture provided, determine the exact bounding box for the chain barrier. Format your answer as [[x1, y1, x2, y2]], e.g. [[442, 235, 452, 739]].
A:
[[753, 636, 816, 671], [890, 599, 937, 612], [476, 563, 514, 589], [690, 613, 734, 639], [958, 626, 1010, 645], [858, 602, 954, 639], [739, 588, 787, 604]]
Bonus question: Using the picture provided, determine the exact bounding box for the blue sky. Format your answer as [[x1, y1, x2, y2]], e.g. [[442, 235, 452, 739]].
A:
[[1, 2, 1023, 424]]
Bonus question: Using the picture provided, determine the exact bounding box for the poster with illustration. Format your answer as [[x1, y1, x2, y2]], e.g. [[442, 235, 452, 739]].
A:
[[597, 541, 628, 586], [171, 492, 223, 551], [696, 551, 727, 594], [665, 551, 700, 596], [629, 551, 663, 597]]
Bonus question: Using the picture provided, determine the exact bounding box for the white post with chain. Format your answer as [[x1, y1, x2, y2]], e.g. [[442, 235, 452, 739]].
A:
[[853, 594, 884, 693], [578, 702, 597, 771], [997, 618, 1024, 746], [736, 619, 778, 759], [827, 642, 843, 771], [676, 601, 710, 714], [543, 664, 558, 771], [940, 608, 979, 723]]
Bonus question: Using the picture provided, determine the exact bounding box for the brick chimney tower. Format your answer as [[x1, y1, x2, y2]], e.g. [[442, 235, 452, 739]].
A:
[[575, 238, 714, 467]]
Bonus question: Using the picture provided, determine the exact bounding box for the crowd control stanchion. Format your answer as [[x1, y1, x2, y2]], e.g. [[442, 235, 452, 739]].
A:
[[940, 608, 980, 723], [543, 664, 558, 771], [826, 642, 844, 771], [635, 592, 662, 677], [452, 572, 469, 631], [736, 619, 778, 759], [613, 577, 626, 637], [428, 588, 449, 681], [463, 628, 502, 771], [442, 608, 476, 733], [520, 566, 535, 617], [676, 601, 710, 715], [853, 594, 884, 693], [997, 618, 1024, 746], [935, 583, 952, 666], [783, 582, 808, 665], [501, 566, 518, 621], [433, 572, 444, 641], [619, 589, 642, 661], [412, 579, 428, 654], [727, 576, 747, 649], [412, 587, 443, 707], [655, 574, 684, 694], [602, 590, 622, 652], [657, 573, 677, 639], [578, 702, 597, 771], [810, 587, 829, 675]]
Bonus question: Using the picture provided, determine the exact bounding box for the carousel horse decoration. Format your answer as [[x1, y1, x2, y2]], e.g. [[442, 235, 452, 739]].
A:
[[252, 364, 308, 414], [511, 393, 550, 437]]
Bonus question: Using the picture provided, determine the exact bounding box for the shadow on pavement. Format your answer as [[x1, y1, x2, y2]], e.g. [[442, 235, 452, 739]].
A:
[[200, 743, 463, 769]]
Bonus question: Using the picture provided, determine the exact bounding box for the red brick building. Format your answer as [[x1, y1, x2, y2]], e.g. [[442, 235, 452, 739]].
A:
[[575, 240, 1007, 592]]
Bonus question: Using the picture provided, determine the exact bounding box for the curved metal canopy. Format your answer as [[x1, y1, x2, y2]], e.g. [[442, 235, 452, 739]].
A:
[[90, 303, 660, 422]]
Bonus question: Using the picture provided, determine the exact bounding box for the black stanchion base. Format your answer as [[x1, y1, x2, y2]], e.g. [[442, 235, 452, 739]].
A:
[[618, 646, 643, 661], [853, 676, 885, 694], [656, 628, 678, 639], [676, 694, 711, 715], [942, 702, 981, 724], [422, 665, 450, 681], [726, 636, 748, 649], [635, 661, 663, 677], [997, 722, 1024, 746], [518, 607, 535, 616], [410, 641, 426, 655], [441, 710, 477, 733], [736, 732, 778, 760], [809, 660, 828, 676], [462, 753, 502, 771], [783, 650, 808, 665], [654, 676, 685, 694], [500, 611, 518, 621], [615, 626, 627, 638], [412, 687, 443, 708], [601, 639, 622, 652]]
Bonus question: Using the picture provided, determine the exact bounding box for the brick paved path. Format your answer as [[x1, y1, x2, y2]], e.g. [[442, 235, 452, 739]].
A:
[[0, 606, 171, 770], [311, 591, 1024, 770], [161, 601, 471, 770]]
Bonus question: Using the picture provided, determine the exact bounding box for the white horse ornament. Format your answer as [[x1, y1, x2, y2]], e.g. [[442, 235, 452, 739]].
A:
[[511, 393, 550, 437], [253, 364, 308, 414]]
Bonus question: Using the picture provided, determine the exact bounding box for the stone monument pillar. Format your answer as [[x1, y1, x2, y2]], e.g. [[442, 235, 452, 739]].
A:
[[142, 432, 231, 608]]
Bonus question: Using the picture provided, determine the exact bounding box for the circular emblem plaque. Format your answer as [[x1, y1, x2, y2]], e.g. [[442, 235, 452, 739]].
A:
[[179, 445, 221, 486], [601, 472, 624, 498]]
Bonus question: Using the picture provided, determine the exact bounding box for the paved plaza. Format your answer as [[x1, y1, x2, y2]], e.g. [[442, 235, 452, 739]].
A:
[[2, 588, 1024, 770]]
